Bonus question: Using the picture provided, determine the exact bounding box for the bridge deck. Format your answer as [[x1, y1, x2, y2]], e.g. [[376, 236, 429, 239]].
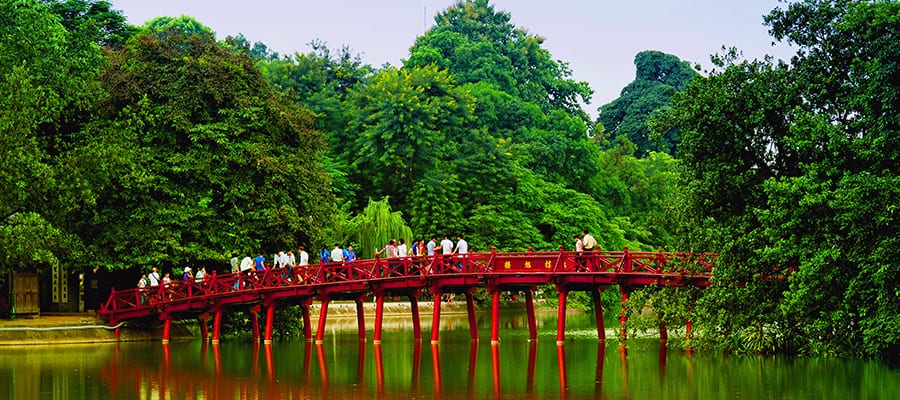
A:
[[98, 249, 715, 343]]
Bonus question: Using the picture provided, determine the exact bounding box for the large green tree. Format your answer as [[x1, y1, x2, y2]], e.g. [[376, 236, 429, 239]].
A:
[[668, 0, 899, 360], [70, 17, 334, 269], [597, 50, 698, 157], [0, 0, 109, 273]]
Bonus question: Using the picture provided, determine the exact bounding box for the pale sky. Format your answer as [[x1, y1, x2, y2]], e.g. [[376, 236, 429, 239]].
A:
[[110, 0, 795, 115]]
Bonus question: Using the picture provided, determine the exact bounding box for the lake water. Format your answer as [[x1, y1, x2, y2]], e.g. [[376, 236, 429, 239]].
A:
[[1, 311, 896, 399]]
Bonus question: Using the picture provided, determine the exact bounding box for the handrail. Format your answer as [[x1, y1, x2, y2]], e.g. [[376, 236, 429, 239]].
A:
[[98, 249, 717, 323]]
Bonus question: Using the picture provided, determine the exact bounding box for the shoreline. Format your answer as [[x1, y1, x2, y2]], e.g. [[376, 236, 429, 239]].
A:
[[0, 301, 558, 346]]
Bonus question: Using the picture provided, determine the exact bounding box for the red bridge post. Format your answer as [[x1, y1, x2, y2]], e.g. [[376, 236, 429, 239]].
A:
[[525, 289, 537, 342], [659, 320, 668, 346], [465, 291, 478, 342], [198, 313, 209, 342], [556, 289, 568, 345], [212, 310, 223, 343], [490, 289, 500, 344], [409, 294, 422, 341], [619, 288, 630, 350], [249, 305, 261, 342], [301, 299, 312, 341], [374, 294, 385, 344], [162, 317, 172, 343], [593, 287, 605, 342], [264, 303, 276, 344], [431, 289, 442, 343], [356, 294, 367, 343], [316, 297, 330, 344]]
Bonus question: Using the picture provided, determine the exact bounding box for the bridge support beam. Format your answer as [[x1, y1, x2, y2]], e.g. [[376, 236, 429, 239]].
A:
[[465, 292, 478, 341], [659, 321, 668, 346], [356, 295, 367, 343], [556, 289, 568, 345], [490, 289, 500, 344], [249, 306, 261, 342], [430, 289, 442, 343], [315, 297, 330, 344], [301, 300, 312, 341], [161, 317, 172, 343], [685, 319, 694, 353], [619, 289, 630, 350], [212, 310, 223, 343], [593, 288, 605, 342], [198, 313, 209, 341], [264, 303, 276, 344], [409, 295, 421, 341], [525, 289, 537, 342], [374, 294, 385, 343]]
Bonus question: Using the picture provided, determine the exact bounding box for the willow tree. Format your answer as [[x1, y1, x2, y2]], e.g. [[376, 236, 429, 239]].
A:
[[347, 198, 413, 260]]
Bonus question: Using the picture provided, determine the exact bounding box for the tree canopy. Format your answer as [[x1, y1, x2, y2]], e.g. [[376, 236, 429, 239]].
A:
[[666, 0, 899, 361], [597, 50, 698, 157]]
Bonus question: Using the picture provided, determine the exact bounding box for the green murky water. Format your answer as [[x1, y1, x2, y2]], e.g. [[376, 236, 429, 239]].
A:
[[1, 311, 896, 399]]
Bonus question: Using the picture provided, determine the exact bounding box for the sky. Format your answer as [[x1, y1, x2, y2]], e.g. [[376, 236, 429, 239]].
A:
[[110, 0, 796, 115]]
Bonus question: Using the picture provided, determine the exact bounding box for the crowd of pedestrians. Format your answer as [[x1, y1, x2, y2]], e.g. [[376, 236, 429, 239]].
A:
[[137, 230, 597, 293]]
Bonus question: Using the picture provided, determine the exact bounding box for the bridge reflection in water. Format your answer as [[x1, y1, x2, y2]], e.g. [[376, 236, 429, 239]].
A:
[[100, 339, 651, 400]]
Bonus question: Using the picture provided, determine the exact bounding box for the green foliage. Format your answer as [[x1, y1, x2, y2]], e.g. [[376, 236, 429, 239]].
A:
[[408, 0, 592, 117], [72, 21, 334, 269], [669, 0, 900, 361], [43, 0, 137, 47], [0, 0, 105, 274], [343, 65, 473, 212], [345, 198, 413, 260], [597, 50, 698, 157]]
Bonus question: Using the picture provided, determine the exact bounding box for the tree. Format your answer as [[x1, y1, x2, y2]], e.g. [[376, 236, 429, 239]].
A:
[[43, 0, 137, 47], [408, 0, 592, 118], [342, 65, 473, 212], [597, 50, 698, 157], [346, 198, 413, 260], [0, 0, 105, 273], [72, 17, 334, 269], [668, 0, 899, 360]]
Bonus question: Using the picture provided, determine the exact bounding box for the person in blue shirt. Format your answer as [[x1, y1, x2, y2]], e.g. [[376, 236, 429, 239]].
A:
[[254, 252, 266, 271], [344, 245, 357, 262], [319, 247, 331, 264]]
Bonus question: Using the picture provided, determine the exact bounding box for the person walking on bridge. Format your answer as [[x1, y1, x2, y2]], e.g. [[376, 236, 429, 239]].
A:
[[331, 244, 345, 263], [582, 229, 598, 271], [440, 235, 454, 272], [582, 230, 597, 252], [574, 234, 586, 271], [453, 235, 468, 272], [427, 236, 437, 256]]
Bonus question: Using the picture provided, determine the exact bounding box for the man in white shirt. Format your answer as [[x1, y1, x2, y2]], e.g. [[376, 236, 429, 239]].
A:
[[439, 235, 454, 272], [582, 229, 597, 251], [148, 267, 160, 287], [240, 256, 253, 274], [440, 236, 454, 254], [298, 246, 309, 266], [331, 244, 344, 262], [454, 236, 468, 271], [397, 239, 408, 258], [286, 250, 296, 267], [454, 236, 468, 254], [427, 236, 437, 256]]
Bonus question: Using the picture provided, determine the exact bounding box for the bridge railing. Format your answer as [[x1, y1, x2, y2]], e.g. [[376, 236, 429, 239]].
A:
[[98, 249, 717, 321]]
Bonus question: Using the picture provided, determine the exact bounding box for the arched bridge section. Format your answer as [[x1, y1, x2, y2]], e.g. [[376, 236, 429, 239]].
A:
[[99, 248, 715, 345]]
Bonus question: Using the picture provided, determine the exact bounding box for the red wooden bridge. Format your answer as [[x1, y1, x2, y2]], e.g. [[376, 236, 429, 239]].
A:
[[98, 248, 715, 345]]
